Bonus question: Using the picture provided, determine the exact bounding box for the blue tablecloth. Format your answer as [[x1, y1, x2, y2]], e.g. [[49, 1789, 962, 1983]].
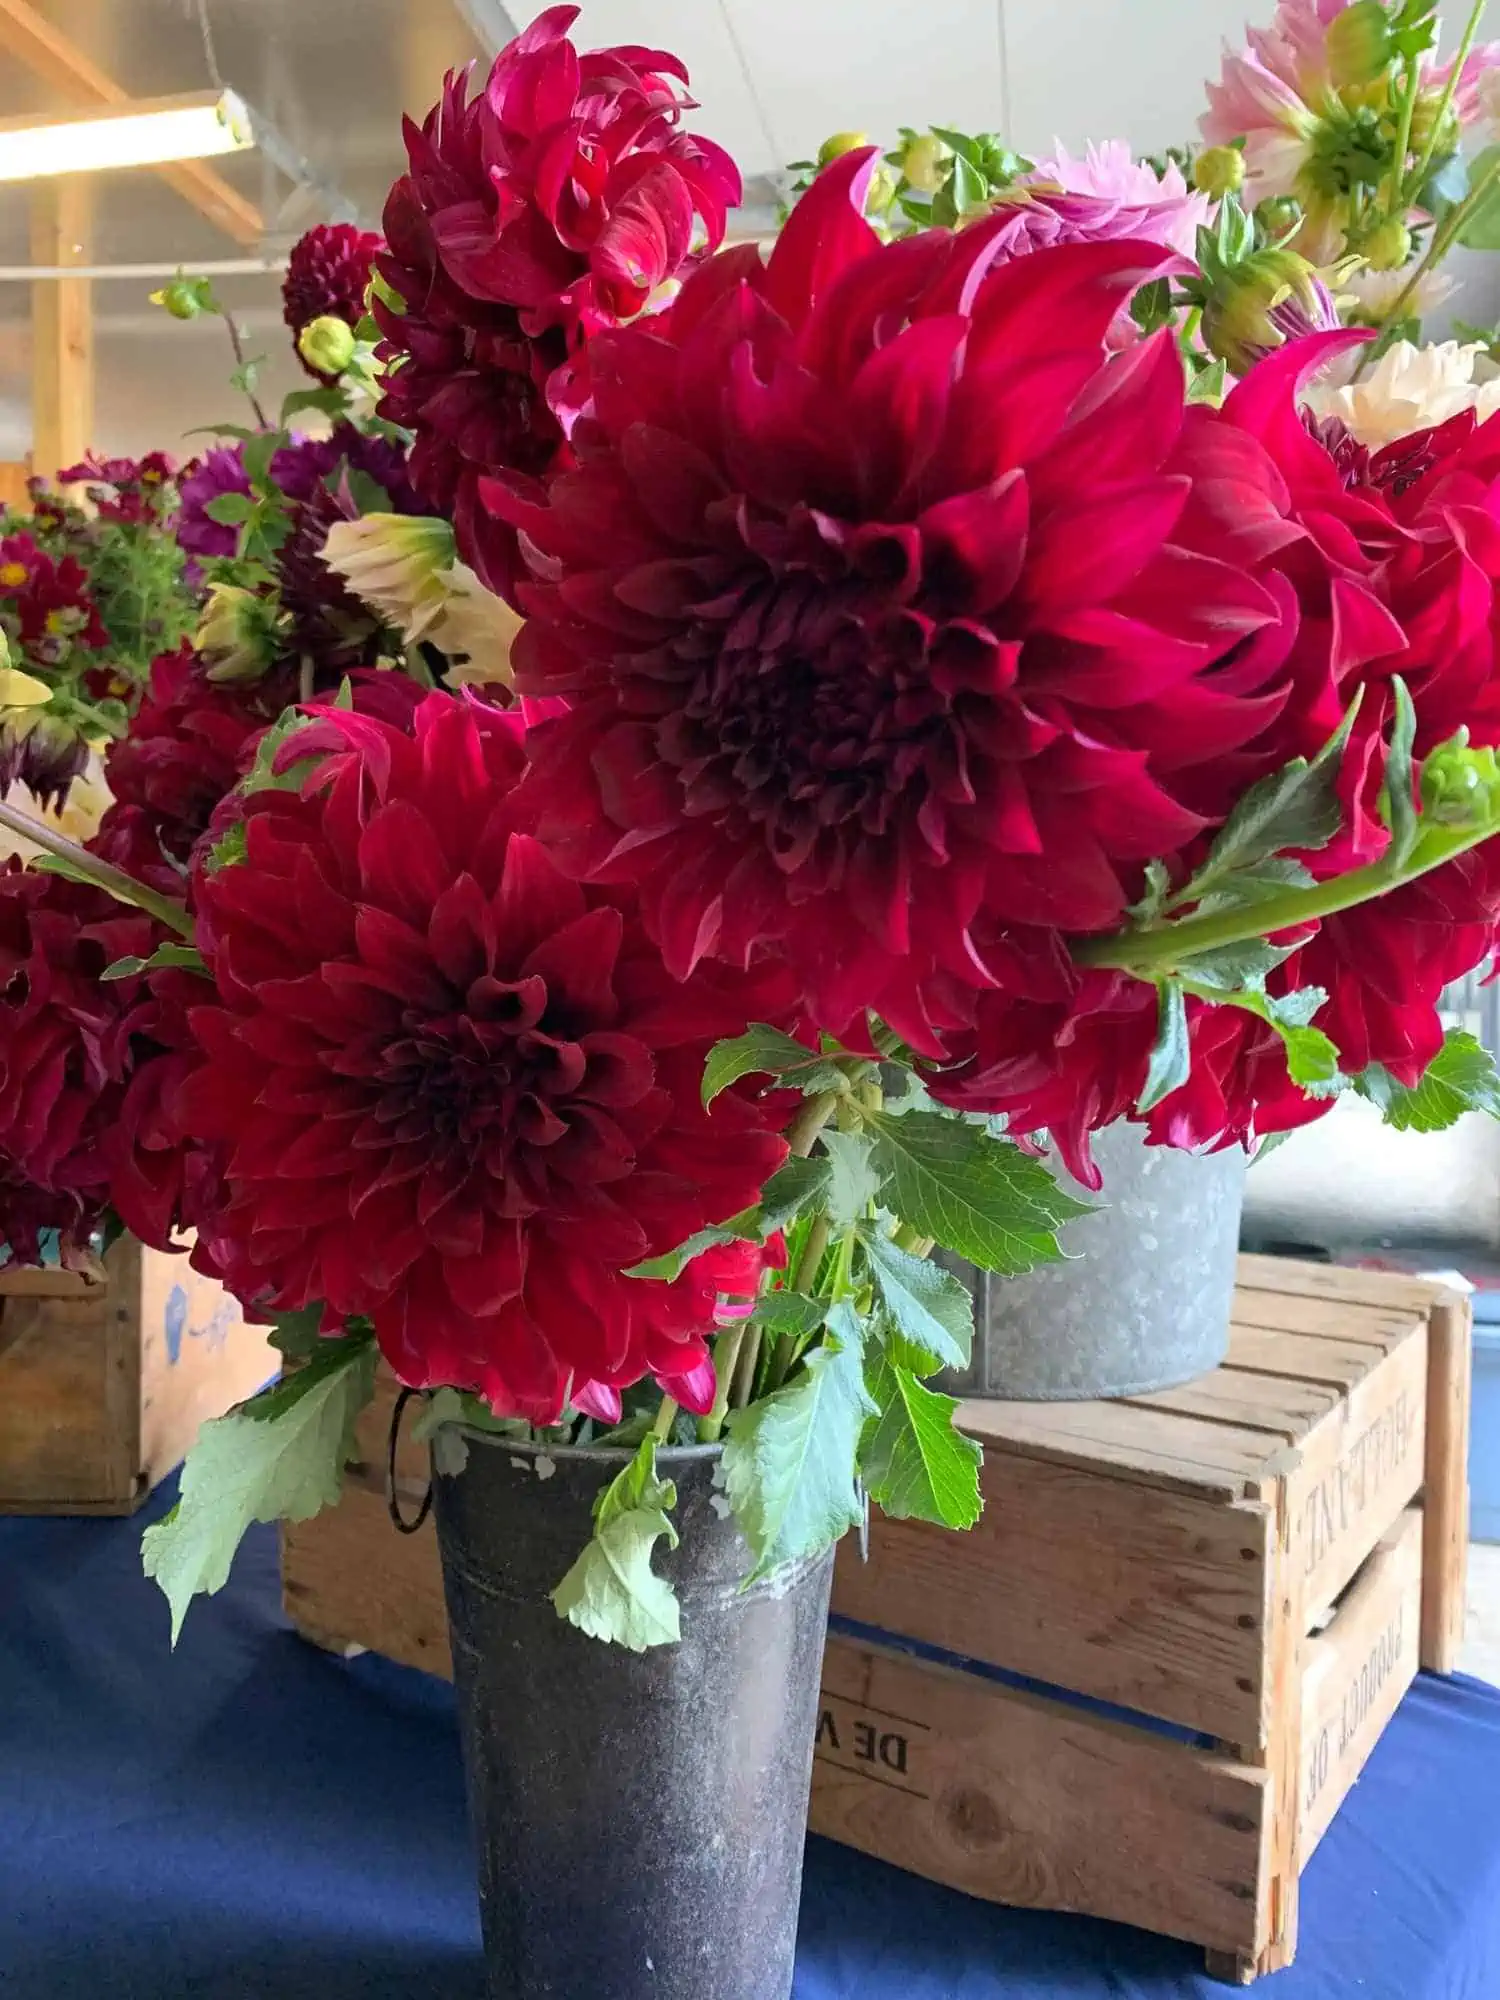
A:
[[3, 1487, 1498, 1999]]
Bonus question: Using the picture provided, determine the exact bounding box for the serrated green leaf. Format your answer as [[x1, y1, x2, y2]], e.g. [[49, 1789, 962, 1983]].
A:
[[1382, 677, 1419, 869], [755, 1155, 834, 1234], [865, 1111, 1090, 1274], [280, 386, 349, 425], [265, 1305, 327, 1363], [1356, 1029, 1500, 1132], [551, 1438, 681, 1651], [142, 1331, 375, 1642], [1281, 1023, 1343, 1093], [1177, 939, 1301, 990], [822, 1128, 882, 1228], [1182, 695, 1360, 904], [720, 1303, 874, 1581], [863, 1230, 973, 1373], [1128, 858, 1172, 923], [204, 492, 253, 527], [750, 1290, 827, 1339], [929, 126, 981, 166], [625, 1224, 746, 1283], [701, 1024, 843, 1106], [241, 429, 285, 494], [1191, 855, 1317, 918], [861, 1353, 982, 1528], [951, 152, 988, 212], [1139, 980, 1190, 1113]]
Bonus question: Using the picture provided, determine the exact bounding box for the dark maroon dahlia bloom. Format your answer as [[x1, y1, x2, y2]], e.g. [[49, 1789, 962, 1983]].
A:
[[176, 447, 253, 562], [174, 691, 794, 1420], [492, 154, 1295, 1050], [282, 222, 384, 381]]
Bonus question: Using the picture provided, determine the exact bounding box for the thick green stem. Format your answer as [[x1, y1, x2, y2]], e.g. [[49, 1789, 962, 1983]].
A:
[[0, 800, 194, 938], [1385, 57, 1423, 221], [1073, 820, 1495, 976], [696, 1322, 747, 1443], [1406, 0, 1488, 204], [786, 1089, 840, 1159], [651, 1395, 679, 1444], [731, 1321, 763, 1409], [893, 1222, 936, 1257], [792, 1212, 832, 1295]]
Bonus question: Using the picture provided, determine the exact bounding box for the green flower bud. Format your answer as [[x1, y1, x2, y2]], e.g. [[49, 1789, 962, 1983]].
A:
[[1325, 0, 1392, 87], [151, 278, 207, 322], [901, 133, 951, 194], [864, 162, 899, 217], [1363, 217, 1412, 272], [196, 584, 282, 685], [1409, 89, 1460, 163], [817, 130, 872, 168], [1420, 737, 1500, 824], [1257, 194, 1303, 240], [296, 314, 357, 379], [1193, 145, 1245, 198], [1201, 246, 1340, 375]]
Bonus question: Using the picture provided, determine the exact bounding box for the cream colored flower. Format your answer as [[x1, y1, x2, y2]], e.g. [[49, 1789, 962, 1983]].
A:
[[0, 751, 110, 862], [1304, 338, 1500, 449], [1341, 261, 1457, 324], [321, 514, 521, 690]]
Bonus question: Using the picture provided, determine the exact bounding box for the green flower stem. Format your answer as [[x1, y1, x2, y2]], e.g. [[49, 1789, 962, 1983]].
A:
[[0, 799, 194, 938], [219, 306, 270, 429], [650, 1395, 680, 1444], [1358, 137, 1500, 376], [893, 1221, 935, 1257], [1384, 56, 1422, 222], [1072, 819, 1496, 976], [731, 1320, 763, 1409], [786, 1089, 840, 1159], [1406, 0, 1488, 206], [697, 1321, 748, 1443], [792, 1212, 832, 1295]]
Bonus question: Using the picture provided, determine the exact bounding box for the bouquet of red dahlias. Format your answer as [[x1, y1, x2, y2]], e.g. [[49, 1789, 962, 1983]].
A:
[[4, 11, 1500, 1995]]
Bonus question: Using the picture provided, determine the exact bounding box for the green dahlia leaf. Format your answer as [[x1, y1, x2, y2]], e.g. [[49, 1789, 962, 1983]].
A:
[[860, 1354, 982, 1529], [551, 1438, 681, 1653], [1139, 980, 1191, 1113], [701, 1024, 844, 1106], [1355, 1029, 1500, 1132], [863, 1230, 974, 1373], [821, 1128, 882, 1229], [720, 1302, 874, 1581], [142, 1328, 375, 1643], [866, 1111, 1090, 1273]]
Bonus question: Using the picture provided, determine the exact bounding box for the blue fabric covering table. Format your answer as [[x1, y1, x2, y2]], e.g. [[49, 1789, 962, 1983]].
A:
[[3, 1487, 1498, 1999]]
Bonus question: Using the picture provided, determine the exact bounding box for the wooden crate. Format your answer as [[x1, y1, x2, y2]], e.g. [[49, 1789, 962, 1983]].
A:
[[279, 1258, 1470, 1982], [0, 1236, 276, 1513]]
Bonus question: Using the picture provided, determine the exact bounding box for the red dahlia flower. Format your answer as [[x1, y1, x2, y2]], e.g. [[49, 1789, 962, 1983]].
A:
[[175, 691, 793, 1420], [494, 153, 1297, 1049], [282, 223, 383, 381], [374, 4, 740, 598], [0, 864, 193, 1261]]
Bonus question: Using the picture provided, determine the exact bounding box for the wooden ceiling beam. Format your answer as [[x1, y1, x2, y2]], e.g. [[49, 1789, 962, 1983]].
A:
[[0, 0, 264, 247]]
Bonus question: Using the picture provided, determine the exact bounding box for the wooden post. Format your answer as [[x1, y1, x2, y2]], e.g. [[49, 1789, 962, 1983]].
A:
[[30, 179, 93, 479], [1421, 1291, 1473, 1674]]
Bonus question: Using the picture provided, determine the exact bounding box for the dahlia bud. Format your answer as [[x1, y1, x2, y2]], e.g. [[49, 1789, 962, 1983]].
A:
[[817, 130, 873, 167], [150, 275, 214, 322], [1363, 218, 1413, 272], [900, 133, 951, 194], [0, 707, 88, 810], [1257, 195, 1303, 240], [296, 314, 357, 379], [1420, 736, 1500, 826], [195, 584, 281, 685], [865, 163, 899, 218], [1325, 0, 1392, 87], [1201, 246, 1341, 375], [1193, 145, 1245, 198], [1409, 88, 1460, 165]]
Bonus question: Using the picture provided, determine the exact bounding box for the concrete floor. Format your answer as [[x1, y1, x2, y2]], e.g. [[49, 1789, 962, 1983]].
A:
[[1461, 1541, 1500, 1686]]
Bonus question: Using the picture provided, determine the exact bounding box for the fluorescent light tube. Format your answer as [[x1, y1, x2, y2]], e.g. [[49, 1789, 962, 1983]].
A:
[[0, 90, 254, 183]]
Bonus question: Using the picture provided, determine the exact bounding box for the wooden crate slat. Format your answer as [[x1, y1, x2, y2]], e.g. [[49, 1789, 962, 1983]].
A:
[[1235, 1255, 1452, 1317], [1227, 1325, 1396, 1392], [1120, 1369, 1344, 1441], [811, 1633, 1273, 1960], [964, 1396, 1282, 1488], [1298, 1509, 1421, 1864], [282, 1478, 450, 1678], [833, 1455, 1275, 1744], [1229, 1291, 1421, 1348]]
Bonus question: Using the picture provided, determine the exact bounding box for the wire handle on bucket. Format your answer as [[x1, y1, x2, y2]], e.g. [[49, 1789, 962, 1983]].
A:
[[386, 1385, 435, 1535]]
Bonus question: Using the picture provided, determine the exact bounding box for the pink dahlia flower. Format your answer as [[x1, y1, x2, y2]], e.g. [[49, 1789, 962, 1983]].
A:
[[1023, 141, 1210, 258]]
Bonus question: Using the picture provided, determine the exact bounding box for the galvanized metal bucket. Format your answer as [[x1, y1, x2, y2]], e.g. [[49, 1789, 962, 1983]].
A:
[[432, 1434, 833, 2000], [945, 1121, 1248, 1401]]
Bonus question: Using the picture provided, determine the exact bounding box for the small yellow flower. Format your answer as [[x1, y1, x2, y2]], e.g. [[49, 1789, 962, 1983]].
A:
[[0, 561, 28, 589]]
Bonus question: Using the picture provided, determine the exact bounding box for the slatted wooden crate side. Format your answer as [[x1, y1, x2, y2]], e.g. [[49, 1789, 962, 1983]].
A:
[[809, 1632, 1276, 1961], [0, 1238, 275, 1513], [282, 1477, 451, 1678]]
